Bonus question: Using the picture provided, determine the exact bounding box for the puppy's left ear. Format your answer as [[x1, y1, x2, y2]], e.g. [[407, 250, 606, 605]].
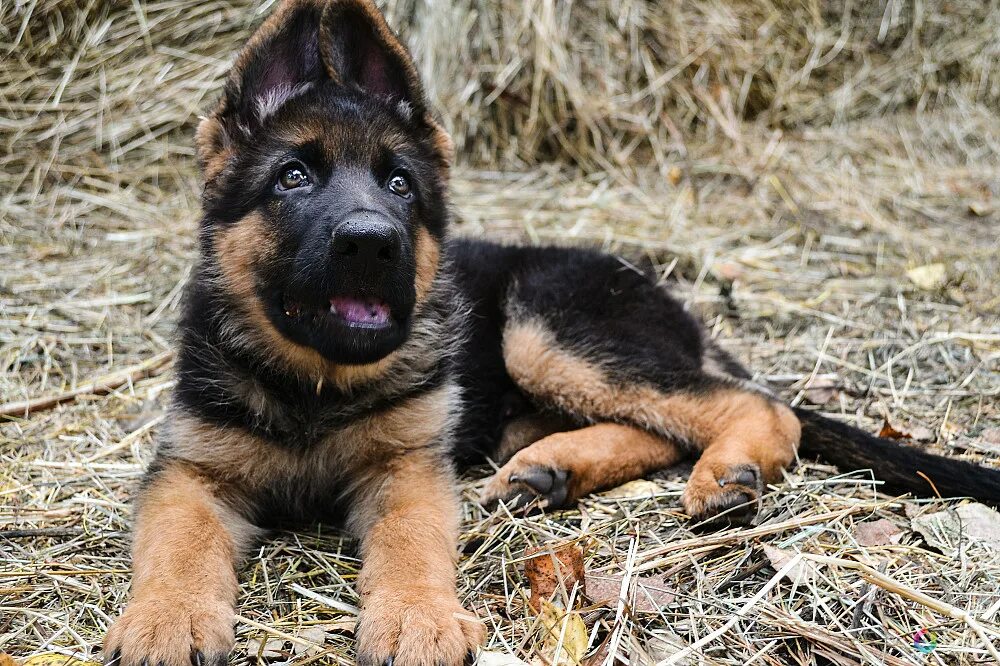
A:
[[320, 0, 454, 165]]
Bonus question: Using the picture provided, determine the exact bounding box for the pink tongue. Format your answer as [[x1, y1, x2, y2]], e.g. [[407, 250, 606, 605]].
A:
[[330, 296, 390, 326]]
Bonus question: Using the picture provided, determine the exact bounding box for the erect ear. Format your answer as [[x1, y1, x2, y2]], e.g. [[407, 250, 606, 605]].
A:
[[319, 0, 426, 113], [196, 0, 327, 178]]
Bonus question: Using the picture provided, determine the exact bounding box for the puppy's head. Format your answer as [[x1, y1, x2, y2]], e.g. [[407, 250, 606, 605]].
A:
[[195, 0, 452, 371]]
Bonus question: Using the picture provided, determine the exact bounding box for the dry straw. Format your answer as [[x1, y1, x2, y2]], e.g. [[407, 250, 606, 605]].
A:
[[2, 1, 999, 665]]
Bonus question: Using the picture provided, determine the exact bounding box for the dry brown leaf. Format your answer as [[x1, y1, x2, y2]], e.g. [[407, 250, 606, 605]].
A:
[[853, 518, 905, 546], [537, 599, 589, 666], [585, 573, 675, 612], [320, 619, 356, 635], [803, 376, 841, 405], [762, 545, 818, 584], [878, 419, 907, 439], [982, 427, 1000, 445], [290, 627, 327, 656], [246, 637, 285, 660], [912, 503, 1000, 552], [645, 631, 693, 665], [524, 542, 586, 612]]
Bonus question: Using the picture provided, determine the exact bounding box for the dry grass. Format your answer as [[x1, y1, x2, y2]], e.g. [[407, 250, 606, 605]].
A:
[[2, 1, 1000, 665]]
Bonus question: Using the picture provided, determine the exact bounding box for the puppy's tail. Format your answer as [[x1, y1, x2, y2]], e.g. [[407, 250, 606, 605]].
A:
[[794, 408, 1000, 506]]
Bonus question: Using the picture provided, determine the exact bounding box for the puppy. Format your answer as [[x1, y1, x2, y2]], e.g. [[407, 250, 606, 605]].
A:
[[104, 1, 1000, 665]]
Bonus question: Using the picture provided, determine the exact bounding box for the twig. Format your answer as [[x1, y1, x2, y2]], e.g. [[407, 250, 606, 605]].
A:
[[633, 505, 866, 571], [0, 351, 173, 418]]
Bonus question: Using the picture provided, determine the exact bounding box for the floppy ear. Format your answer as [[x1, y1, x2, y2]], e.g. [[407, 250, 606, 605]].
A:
[[196, 0, 327, 179], [320, 0, 426, 113]]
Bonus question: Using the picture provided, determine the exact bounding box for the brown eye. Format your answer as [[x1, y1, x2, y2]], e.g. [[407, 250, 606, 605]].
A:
[[277, 166, 309, 190], [387, 172, 411, 198]]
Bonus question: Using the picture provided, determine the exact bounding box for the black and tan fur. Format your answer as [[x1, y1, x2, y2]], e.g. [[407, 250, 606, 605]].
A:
[[104, 2, 1000, 665]]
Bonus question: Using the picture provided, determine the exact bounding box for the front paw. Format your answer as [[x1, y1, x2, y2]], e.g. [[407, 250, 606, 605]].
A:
[[356, 589, 485, 666], [104, 596, 234, 666]]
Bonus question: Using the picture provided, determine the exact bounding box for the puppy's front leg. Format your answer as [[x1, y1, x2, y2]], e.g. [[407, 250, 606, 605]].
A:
[[105, 461, 256, 666], [352, 449, 485, 666]]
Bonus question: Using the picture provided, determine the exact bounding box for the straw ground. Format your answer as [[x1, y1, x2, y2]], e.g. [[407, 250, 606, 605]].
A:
[[2, 1, 999, 664]]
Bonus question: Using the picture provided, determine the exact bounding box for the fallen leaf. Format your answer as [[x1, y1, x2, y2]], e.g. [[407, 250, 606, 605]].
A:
[[477, 651, 531, 666], [853, 518, 904, 546], [524, 542, 586, 612], [585, 572, 675, 612], [246, 637, 285, 660], [580, 633, 611, 666], [645, 631, 693, 665], [599, 479, 662, 499], [906, 263, 947, 290], [803, 376, 841, 405], [912, 503, 1000, 553], [21, 656, 98, 666], [877, 419, 935, 442], [762, 545, 818, 584], [907, 425, 936, 442], [968, 201, 992, 217], [290, 627, 327, 656], [878, 419, 907, 439], [537, 599, 589, 666], [320, 619, 356, 635]]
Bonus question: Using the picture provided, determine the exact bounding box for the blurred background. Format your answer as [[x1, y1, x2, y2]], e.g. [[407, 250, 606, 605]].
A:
[[2, 1, 999, 664]]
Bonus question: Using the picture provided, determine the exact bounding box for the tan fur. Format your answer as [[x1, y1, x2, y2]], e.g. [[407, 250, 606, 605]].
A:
[[104, 463, 257, 665], [413, 226, 441, 305], [482, 423, 684, 506], [502, 318, 801, 518], [348, 449, 485, 665], [495, 412, 573, 463]]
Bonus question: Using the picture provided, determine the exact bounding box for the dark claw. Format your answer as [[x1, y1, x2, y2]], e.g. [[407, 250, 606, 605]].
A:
[[510, 468, 554, 494], [717, 464, 761, 491], [465, 649, 477, 666], [191, 651, 204, 666], [384, 657, 394, 666], [104, 649, 121, 666], [509, 467, 570, 508], [141, 659, 149, 666]]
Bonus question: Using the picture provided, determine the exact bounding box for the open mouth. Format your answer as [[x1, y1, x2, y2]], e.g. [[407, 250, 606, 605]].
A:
[[284, 294, 393, 330]]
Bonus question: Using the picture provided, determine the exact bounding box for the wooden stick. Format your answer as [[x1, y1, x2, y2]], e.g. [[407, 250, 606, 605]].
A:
[[1, 350, 173, 418], [633, 505, 866, 571]]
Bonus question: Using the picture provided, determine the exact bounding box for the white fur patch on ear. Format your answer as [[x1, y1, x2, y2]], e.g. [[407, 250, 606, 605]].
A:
[[255, 81, 314, 123], [395, 99, 414, 121]]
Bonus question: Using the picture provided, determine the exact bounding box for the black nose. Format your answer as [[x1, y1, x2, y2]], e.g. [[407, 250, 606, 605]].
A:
[[331, 219, 401, 268]]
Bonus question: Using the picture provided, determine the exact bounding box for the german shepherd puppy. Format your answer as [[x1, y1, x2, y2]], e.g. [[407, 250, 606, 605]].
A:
[[103, 1, 1000, 665]]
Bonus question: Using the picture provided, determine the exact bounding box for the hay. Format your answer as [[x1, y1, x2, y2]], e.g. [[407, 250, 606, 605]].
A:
[[2, 0, 1000, 665]]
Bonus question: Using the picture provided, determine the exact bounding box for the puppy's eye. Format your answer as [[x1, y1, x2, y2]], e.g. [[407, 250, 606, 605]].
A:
[[277, 165, 310, 191], [387, 171, 412, 198]]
